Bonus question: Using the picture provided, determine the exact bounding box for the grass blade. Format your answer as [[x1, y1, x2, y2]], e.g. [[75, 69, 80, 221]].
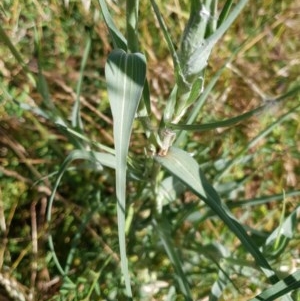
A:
[[249, 270, 300, 301], [126, 0, 139, 52], [217, 0, 233, 28], [207, 0, 249, 51], [152, 218, 193, 300], [105, 49, 146, 297], [169, 104, 268, 131], [71, 33, 92, 130], [262, 205, 299, 260], [47, 150, 104, 281], [169, 84, 300, 132], [210, 268, 230, 301], [150, 0, 184, 85], [226, 190, 300, 209], [155, 147, 280, 285], [174, 41, 246, 146], [97, 0, 127, 50], [33, 27, 61, 119], [0, 24, 34, 84]]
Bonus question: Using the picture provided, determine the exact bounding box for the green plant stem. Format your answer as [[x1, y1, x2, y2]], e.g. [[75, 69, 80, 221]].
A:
[[0, 25, 36, 88], [126, 0, 139, 52], [72, 33, 92, 131], [218, 0, 233, 28]]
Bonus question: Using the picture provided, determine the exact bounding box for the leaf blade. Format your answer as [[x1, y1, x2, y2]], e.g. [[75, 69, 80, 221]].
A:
[[249, 270, 300, 301], [105, 49, 146, 296], [97, 0, 127, 50], [155, 147, 280, 285]]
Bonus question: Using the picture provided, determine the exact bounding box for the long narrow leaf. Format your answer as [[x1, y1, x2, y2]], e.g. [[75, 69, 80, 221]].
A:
[[174, 40, 246, 146], [126, 0, 139, 52], [47, 150, 106, 282], [217, 0, 233, 28], [210, 266, 231, 301], [207, 0, 249, 52], [155, 147, 280, 285], [0, 24, 33, 81], [169, 84, 300, 131], [169, 104, 267, 131], [226, 190, 300, 209], [98, 0, 127, 50], [105, 49, 146, 296], [150, 0, 185, 85], [249, 270, 300, 301], [55, 123, 115, 154], [152, 219, 193, 300], [72, 34, 92, 130], [34, 27, 50, 105], [262, 205, 299, 259]]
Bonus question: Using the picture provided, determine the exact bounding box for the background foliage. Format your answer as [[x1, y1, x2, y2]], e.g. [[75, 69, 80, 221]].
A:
[[0, 0, 300, 300]]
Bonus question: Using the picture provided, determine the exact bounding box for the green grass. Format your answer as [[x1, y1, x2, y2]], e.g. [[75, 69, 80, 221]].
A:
[[0, 0, 300, 300]]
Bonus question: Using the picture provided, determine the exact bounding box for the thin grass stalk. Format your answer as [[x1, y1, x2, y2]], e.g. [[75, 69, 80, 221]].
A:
[[0, 24, 35, 85], [217, 0, 233, 28], [150, 0, 183, 83], [152, 218, 193, 300], [126, 0, 139, 52], [72, 33, 92, 130]]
